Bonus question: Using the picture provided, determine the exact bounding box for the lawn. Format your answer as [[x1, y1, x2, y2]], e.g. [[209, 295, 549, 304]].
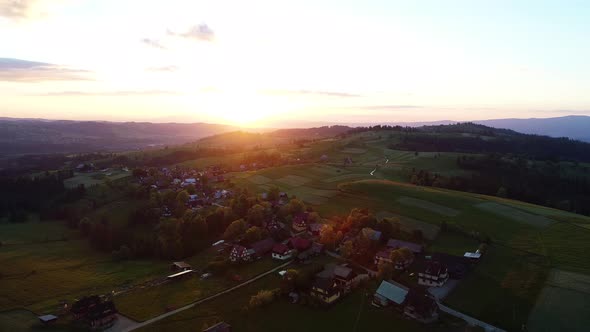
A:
[[444, 244, 549, 332], [0, 221, 168, 315], [527, 269, 590, 332], [114, 254, 284, 321]]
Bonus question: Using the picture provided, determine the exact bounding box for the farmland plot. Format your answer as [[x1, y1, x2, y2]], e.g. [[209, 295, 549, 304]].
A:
[[475, 202, 553, 228], [397, 196, 460, 217], [528, 269, 590, 332]]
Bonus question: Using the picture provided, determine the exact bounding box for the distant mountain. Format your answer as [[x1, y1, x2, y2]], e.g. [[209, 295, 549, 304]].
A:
[[473, 115, 590, 142], [0, 118, 236, 155], [378, 115, 590, 142]]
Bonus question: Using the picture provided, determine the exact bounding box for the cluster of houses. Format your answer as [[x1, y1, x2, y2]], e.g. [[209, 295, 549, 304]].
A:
[[136, 165, 233, 215], [373, 280, 439, 323], [367, 236, 484, 324], [37, 295, 117, 329], [229, 236, 324, 264], [310, 263, 368, 305]]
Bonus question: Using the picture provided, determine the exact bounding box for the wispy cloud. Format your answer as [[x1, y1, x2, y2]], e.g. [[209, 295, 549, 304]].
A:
[[140, 38, 167, 50], [35, 90, 180, 96], [0, 58, 91, 82], [168, 24, 215, 42], [0, 0, 35, 18], [359, 105, 424, 110], [146, 65, 178, 72], [264, 89, 362, 98]]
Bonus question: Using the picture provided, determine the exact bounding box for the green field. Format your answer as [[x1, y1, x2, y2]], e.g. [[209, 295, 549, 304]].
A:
[[115, 254, 284, 321], [64, 169, 130, 189], [528, 269, 590, 332], [0, 221, 168, 315]]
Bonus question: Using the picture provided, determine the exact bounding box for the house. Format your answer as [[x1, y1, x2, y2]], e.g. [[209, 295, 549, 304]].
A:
[[430, 253, 470, 279], [386, 239, 423, 253], [418, 261, 449, 287], [251, 238, 275, 257], [361, 228, 382, 241], [229, 245, 251, 263], [292, 213, 308, 233], [308, 223, 323, 236], [464, 251, 482, 260], [203, 322, 232, 332], [70, 295, 102, 320], [170, 261, 192, 272], [86, 300, 117, 330], [311, 277, 341, 304], [372, 280, 409, 307], [272, 243, 295, 260], [403, 289, 439, 323], [374, 248, 414, 270], [182, 178, 197, 187], [71, 296, 117, 329], [288, 237, 312, 252], [333, 265, 356, 290], [311, 242, 325, 256]]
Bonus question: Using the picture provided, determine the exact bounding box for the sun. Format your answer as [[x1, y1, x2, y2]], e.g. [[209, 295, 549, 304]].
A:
[[203, 90, 286, 127]]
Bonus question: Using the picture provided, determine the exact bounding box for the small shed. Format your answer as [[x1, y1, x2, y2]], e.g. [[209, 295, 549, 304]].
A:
[[171, 261, 192, 272], [38, 314, 58, 324]]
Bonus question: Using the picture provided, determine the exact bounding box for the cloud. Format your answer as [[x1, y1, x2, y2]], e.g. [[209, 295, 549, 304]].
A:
[[359, 105, 424, 110], [146, 65, 178, 72], [264, 89, 361, 98], [0, 0, 35, 18], [0, 57, 91, 82], [141, 38, 167, 50], [35, 90, 180, 96], [168, 24, 214, 42]]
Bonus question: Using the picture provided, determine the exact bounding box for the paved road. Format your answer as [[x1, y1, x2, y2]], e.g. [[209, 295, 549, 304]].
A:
[[107, 260, 293, 332]]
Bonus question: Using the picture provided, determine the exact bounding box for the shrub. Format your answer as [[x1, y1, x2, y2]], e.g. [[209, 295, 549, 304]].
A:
[[249, 289, 279, 308]]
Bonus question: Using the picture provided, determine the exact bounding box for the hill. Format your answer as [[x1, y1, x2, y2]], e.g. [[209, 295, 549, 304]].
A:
[[0, 118, 237, 155], [475, 115, 590, 142]]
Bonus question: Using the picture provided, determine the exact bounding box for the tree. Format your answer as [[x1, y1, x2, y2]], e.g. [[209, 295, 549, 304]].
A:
[[132, 168, 147, 178], [377, 261, 393, 281], [244, 226, 264, 244], [223, 219, 247, 241], [376, 220, 393, 242], [186, 184, 196, 195], [78, 217, 92, 236], [249, 289, 276, 308], [176, 190, 189, 205], [267, 186, 280, 202], [180, 215, 208, 256], [340, 240, 355, 258], [157, 218, 182, 259], [285, 198, 306, 216], [246, 204, 266, 226], [319, 224, 337, 250]]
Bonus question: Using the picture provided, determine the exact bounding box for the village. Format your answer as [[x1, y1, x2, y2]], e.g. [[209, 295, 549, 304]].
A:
[[31, 160, 493, 332]]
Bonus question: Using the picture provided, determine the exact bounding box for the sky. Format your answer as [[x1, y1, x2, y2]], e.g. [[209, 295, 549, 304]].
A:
[[1, 0, 589, 127]]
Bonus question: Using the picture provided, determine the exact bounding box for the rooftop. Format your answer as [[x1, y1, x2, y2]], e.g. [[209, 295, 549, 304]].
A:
[[375, 280, 409, 305]]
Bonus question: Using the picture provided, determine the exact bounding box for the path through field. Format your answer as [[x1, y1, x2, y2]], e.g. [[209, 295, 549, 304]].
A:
[[108, 260, 293, 332]]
